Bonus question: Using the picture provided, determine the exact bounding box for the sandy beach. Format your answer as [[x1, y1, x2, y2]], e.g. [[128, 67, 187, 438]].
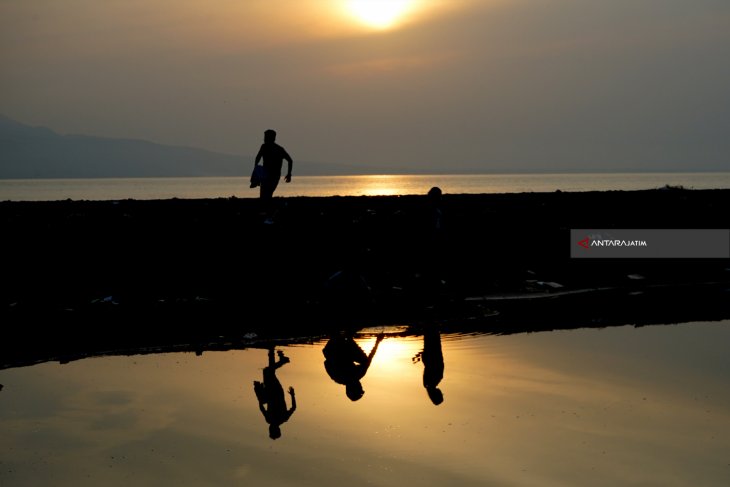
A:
[[1, 188, 729, 367]]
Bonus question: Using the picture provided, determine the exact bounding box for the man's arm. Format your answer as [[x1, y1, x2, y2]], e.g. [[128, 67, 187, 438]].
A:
[[365, 335, 384, 365], [284, 149, 293, 182], [255, 145, 264, 166], [288, 387, 297, 414]]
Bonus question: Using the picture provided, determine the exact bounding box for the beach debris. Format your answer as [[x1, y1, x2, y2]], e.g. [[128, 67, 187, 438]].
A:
[[194, 296, 210, 302], [359, 325, 409, 336], [326, 270, 371, 293], [91, 296, 119, 305], [627, 274, 645, 280], [537, 281, 564, 289], [243, 332, 258, 340], [464, 306, 499, 321]]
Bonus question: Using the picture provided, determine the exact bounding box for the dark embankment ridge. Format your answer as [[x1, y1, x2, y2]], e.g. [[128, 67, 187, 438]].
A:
[[1, 188, 728, 369]]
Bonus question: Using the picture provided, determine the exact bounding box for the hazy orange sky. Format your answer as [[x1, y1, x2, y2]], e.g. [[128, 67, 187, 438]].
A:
[[1, 0, 729, 172]]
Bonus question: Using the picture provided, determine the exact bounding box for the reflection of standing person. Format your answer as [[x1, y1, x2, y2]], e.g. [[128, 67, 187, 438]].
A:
[[323, 334, 384, 401], [414, 327, 444, 405], [254, 129, 293, 200], [253, 348, 297, 439]]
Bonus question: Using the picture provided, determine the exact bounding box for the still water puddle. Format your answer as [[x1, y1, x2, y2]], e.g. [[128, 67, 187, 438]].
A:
[[1, 321, 729, 486]]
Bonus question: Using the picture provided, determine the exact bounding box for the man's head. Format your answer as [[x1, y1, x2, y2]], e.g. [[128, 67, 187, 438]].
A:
[[427, 186, 442, 202], [345, 381, 365, 401], [269, 424, 282, 439], [427, 386, 444, 405], [264, 129, 277, 143]]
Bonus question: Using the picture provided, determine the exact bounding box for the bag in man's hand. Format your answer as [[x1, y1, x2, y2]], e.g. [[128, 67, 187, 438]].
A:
[[250, 165, 266, 188]]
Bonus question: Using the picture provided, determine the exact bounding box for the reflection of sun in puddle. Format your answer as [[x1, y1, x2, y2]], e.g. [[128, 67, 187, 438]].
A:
[[358, 336, 422, 374]]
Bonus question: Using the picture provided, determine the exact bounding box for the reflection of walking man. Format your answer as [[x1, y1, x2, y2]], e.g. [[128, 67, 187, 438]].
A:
[[254, 348, 296, 439], [254, 129, 293, 200], [323, 334, 384, 401]]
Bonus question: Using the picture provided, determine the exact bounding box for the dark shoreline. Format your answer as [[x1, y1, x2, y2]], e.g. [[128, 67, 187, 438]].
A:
[[1, 188, 729, 369]]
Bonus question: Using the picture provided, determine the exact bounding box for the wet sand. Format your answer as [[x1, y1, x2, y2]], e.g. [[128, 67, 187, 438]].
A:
[[1, 188, 728, 367]]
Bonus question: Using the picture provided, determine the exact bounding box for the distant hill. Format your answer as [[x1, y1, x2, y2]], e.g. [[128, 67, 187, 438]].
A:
[[0, 116, 379, 178]]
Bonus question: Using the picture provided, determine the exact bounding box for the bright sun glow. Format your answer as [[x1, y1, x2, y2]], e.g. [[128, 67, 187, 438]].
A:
[[357, 175, 402, 196], [347, 0, 415, 29]]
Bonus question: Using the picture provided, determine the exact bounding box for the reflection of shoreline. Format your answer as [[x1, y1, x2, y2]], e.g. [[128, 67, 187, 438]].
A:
[[4, 315, 730, 372], [1, 189, 729, 368], [2, 281, 729, 370]]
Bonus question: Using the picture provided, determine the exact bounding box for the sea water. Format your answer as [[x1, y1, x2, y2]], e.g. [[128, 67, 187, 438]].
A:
[[1, 172, 729, 201]]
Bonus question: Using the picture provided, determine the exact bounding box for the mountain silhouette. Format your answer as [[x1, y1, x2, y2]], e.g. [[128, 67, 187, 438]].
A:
[[0, 116, 385, 178]]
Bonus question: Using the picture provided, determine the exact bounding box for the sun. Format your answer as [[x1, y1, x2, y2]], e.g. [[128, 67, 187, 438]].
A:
[[347, 0, 415, 29]]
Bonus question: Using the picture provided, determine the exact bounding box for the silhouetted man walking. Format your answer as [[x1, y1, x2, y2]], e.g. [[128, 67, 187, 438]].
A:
[[254, 129, 293, 200]]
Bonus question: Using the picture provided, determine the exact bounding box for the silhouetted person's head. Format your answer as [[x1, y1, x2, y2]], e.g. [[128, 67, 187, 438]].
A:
[[346, 381, 365, 401], [427, 387, 444, 405], [427, 186, 442, 200], [269, 424, 282, 440], [264, 129, 277, 144]]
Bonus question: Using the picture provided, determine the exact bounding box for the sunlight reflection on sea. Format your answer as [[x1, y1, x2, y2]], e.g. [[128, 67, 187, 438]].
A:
[[1, 173, 729, 201]]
